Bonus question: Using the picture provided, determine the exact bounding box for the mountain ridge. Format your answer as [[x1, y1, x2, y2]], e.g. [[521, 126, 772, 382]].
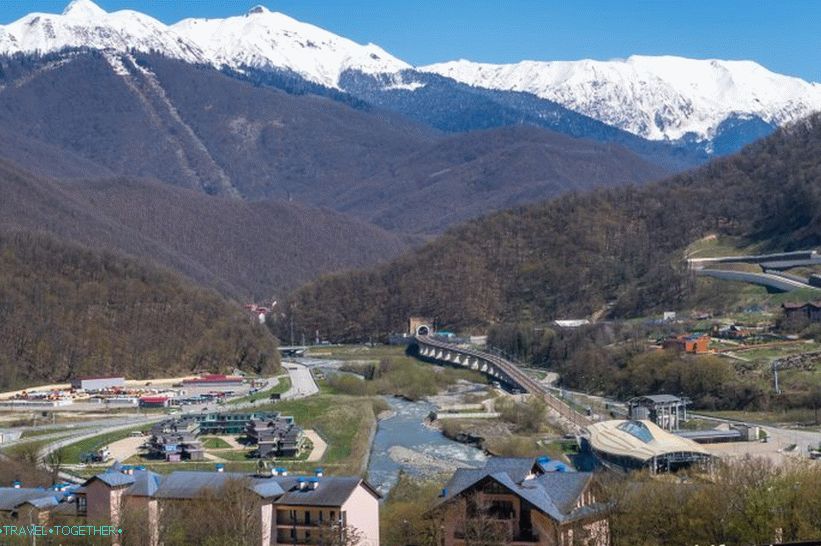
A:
[[0, 50, 667, 235], [0, 0, 818, 155]]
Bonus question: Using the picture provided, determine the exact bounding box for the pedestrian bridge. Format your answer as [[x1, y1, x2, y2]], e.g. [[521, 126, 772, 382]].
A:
[[413, 335, 591, 432]]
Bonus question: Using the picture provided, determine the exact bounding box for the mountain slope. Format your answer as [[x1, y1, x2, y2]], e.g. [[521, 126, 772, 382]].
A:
[[281, 113, 821, 341], [0, 159, 413, 299], [333, 125, 669, 232], [0, 50, 669, 235], [423, 56, 821, 145], [0, 50, 434, 199], [0, 230, 278, 389], [339, 70, 707, 171]]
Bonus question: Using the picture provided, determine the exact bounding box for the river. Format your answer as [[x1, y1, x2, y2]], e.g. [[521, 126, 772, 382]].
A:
[[295, 357, 487, 496], [365, 396, 487, 497]]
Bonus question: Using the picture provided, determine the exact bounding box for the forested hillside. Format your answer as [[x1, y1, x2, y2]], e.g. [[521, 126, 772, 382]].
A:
[[0, 160, 412, 299], [0, 231, 278, 389], [281, 114, 821, 341]]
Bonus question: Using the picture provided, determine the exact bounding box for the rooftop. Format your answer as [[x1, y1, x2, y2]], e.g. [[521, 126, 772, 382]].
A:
[[628, 394, 686, 405], [439, 457, 595, 524], [0, 487, 68, 512], [586, 419, 710, 463]]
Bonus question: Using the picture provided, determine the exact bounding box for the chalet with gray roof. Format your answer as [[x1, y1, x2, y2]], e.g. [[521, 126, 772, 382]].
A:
[[436, 457, 608, 546]]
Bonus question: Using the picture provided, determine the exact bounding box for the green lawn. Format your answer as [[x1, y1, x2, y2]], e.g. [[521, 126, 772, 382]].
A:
[[210, 449, 253, 461], [254, 392, 377, 474], [200, 437, 232, 449], [2, 436, 67, 458], [59, 425, 151, 464], [306, 344, 410, 362]]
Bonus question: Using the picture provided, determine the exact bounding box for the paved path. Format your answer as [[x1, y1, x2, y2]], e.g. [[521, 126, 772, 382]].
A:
[[281, 362, 319, 400], [304, 429, 327, 462]]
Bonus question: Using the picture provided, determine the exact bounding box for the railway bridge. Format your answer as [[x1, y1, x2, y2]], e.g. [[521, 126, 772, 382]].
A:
[[413, 335, 591, 432]]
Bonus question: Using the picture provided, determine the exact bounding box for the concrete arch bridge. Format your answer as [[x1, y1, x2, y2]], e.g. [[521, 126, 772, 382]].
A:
[[413, 335, 591, 433]]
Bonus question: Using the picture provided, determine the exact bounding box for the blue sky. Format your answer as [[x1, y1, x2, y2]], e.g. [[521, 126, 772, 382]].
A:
[[2, 0, 818, 81]]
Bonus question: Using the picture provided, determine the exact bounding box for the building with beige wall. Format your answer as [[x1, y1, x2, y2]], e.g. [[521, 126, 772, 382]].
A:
[[0, 464, 379, 546]]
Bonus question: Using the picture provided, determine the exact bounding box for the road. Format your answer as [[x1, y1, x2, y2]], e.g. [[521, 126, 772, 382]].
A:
[[281, 361, 319, 399], [696, 268, 818, 292], [692, 413, 821, 462]]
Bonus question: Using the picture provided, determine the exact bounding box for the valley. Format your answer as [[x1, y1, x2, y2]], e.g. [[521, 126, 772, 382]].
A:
[[0, 1, 820, 545]]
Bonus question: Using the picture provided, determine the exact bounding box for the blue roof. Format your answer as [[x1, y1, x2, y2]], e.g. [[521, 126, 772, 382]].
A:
[[0, 488, 67, 511], [250, 481, 286, 498], [88, 471, 136, 488], [125, 471, 163, 497]]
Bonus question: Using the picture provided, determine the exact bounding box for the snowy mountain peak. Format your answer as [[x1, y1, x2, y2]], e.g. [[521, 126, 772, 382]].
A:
[[0, 1, 204, 63], [422, 56, 821, 142], [171, 10, 410, 89], [246, 5, 270, 16], [62, 0, 106, 19]]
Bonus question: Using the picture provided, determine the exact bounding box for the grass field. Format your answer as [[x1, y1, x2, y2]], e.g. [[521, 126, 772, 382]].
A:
[[306, 344, 411, 362], [255, 390, 377, 475], [210, 449, 253, 461], [59, 424, 152, 464], [698, 409, 820, 427], [2, 435, 71, 458], [200, 437, 232, 449]]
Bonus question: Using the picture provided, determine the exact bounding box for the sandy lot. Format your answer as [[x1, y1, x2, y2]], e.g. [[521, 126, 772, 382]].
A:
[[107, 435, 148, 461]]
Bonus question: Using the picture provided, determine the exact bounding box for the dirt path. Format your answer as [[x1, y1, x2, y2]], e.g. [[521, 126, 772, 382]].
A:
[[304, 429, 327, 462]]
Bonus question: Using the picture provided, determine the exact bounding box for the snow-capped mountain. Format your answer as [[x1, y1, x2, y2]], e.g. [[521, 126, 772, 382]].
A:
[[0, 0, 408, 90], [0, 0, 204, 63], [0, 0, 819, 149], [171, 6, 410, 89], [422, 56, 821, 142]]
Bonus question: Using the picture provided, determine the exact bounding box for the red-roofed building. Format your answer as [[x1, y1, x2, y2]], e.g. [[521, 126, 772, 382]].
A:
[[139, 396, 170, 408], [662, 334, 709, 354]]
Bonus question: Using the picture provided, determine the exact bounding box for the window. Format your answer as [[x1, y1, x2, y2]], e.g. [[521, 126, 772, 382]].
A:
[[617, 421, 654, 443], [305, 511, 311, 525]]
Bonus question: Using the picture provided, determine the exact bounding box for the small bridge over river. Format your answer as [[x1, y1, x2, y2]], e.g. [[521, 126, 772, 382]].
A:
[[413, 335, 591, 433]]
